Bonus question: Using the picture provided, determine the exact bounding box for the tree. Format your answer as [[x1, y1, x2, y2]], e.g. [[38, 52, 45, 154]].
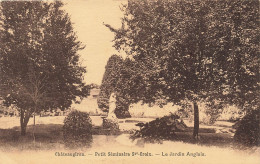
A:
[[98, 55, 144, 118], [113, 57, 147, 118], [106, 0, 220, 138], [106, 0, 259, 139], [98, 55, 124, 112], [0, 1, 89, 135], [207, 0, 259, 112]]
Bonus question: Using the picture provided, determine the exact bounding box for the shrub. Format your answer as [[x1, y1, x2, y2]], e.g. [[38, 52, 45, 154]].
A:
[[102, 118, 120, 135], [63, 110, 93, 148], [130, 114, 187, 142], [234, 109, 260, 147], [115, 106, 131, 119]]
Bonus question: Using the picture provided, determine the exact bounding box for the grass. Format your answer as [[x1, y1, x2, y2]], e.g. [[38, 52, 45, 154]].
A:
[[0, 123, 126, 151], [0, 124, 64, 151], [0, 115, 257, 152], [0, 120, 259, 164], [0, 123, 236, 151], [173, 132, 234, 148]]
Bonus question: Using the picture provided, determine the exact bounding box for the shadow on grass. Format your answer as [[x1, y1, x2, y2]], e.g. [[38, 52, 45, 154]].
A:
[[173, 132, 234, 148], [175, 127, 234, 147], [0, 123, 238, 151], [0, 124, 123, 151], [0, 124, 64, 151]]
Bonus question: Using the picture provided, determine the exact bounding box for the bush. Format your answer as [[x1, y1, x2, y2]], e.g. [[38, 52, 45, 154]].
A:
[[102, 118, 120, 135], [115, 106, 131, 119], [234, 109, 260, 147], [130, 114, 187, 142], [63, 110, 93, 148]]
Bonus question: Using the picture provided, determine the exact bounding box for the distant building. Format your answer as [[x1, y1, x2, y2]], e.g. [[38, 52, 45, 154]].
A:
[[89, 88, 100, 99]]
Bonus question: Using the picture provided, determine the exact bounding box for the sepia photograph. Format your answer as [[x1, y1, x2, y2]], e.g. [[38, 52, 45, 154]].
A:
[[0, 0, 259, 164]]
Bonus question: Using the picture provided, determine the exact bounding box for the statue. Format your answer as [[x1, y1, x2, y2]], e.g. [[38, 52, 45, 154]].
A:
[[107, 92, 117, 119], [102, 92, 119, 132]]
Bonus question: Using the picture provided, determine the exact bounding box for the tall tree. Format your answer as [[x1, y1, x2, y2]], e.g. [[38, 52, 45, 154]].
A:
[[98, 55, 144, 118], [105, 0, 259, 138], [113, 57, 147, 118], [0, 1, 89, 135], [98, 55, 124, 112]]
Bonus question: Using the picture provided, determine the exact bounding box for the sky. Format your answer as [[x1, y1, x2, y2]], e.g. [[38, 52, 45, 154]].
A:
[[63, 0, 127, 85]]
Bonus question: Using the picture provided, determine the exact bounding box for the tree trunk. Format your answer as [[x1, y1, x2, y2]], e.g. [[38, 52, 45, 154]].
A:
[[20, 109, 31, 136], [193, 101, 199, 139], [33, 109, 36, 144], [21, 124, 27, 136]]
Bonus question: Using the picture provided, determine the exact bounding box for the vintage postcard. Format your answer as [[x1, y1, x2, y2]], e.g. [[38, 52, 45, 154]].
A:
[[0, 0, 259, 164]]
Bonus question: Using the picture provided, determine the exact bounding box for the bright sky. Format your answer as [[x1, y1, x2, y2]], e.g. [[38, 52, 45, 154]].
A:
[[63, 0, 127, 85]]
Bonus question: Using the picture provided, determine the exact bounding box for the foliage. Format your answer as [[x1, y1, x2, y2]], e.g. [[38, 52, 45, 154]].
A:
[[219, 105, 244, 122], [106, 0, 227, 138], [131, 114, 187, 142], [175, 100, 223, 125], [98, 55, 144, 118], [207, 0, 259, 112], [201, 100, 226, 124], [98, 55, 124, 111], [233, 109, 260, 147], [0, 1, 89, 135], [106, 0, 259, 137], [102, 118, 120, 135], [63, 110, 92, 148], [106, 0, 219, 101]]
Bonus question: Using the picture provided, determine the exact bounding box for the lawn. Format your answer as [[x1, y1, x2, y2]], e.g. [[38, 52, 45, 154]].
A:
[[0, 116, 259, 164]]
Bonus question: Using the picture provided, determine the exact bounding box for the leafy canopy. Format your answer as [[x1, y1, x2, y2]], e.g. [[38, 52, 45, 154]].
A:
[[0, 1, 89, 112], [106, 0, 259, 111]]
